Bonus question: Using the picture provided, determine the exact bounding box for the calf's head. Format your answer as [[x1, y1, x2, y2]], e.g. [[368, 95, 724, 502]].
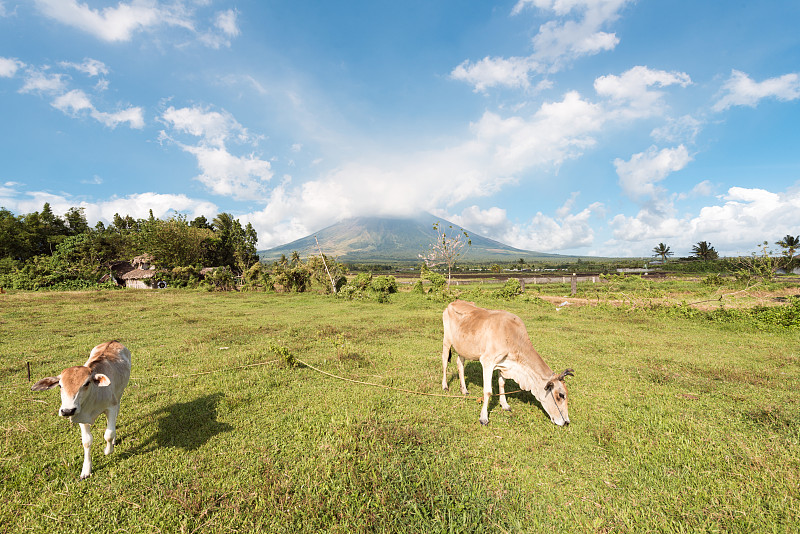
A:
[[541, 368, 574, 426], [31, 366, 111, 419]]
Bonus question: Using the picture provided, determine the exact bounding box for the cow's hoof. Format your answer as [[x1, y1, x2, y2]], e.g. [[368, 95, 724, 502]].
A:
[[461, 389, 469, 396], [479, 418, 488, 426], [502, 406, 512, 412], [80, 473, 91, 480]]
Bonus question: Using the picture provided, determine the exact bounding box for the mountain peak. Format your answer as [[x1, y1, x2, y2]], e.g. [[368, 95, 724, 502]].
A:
[[259, 214, 566, 263]]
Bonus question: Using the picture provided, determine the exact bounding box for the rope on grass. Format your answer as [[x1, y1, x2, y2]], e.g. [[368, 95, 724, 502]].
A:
[[293, 356, 525, 403]]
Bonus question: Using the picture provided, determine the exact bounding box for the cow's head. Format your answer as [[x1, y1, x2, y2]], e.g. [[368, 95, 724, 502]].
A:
[[31, 366, 111, 420], [541, 368, 574, 426]]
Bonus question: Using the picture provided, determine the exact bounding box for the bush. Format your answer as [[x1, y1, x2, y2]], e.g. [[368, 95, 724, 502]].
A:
[[370, 275, 398, 294], [338, 274, 397, 303], [494, 278, 522, 299]]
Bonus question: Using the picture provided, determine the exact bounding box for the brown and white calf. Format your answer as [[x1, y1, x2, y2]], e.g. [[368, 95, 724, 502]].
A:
[[31, 341, 132, 479], [441, 300, 574, 426]]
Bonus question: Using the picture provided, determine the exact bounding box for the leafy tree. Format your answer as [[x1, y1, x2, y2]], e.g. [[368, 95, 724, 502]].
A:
[[776, 234, 799, 268], [306, 254, 347, 293], [210, 213, 258, 273], [64, 207, 90, 235], [111, 213, 138, 233], [0, 208, 26, 260], [692, 241, 718, 260], [137, 215, 216, 269], [190, 215, 213, 229], [418, 222, 471, 287], [233, 222, 259, 274], [652, 243, 673, 262]]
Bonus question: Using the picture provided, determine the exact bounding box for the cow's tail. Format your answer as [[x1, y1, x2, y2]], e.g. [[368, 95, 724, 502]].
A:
[[447, 346, 452, 363]]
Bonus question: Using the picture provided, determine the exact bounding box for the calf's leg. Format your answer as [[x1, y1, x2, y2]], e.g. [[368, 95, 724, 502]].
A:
[[498, 376, 511, 411], [441, 342, 451, 391], [104, 404, 119, 456], [79, 423, 93, 479], [457, 355, 468, 395], [479, 364, 494, 425]]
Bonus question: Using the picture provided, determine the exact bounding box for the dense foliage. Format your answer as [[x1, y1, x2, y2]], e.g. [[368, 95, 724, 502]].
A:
[[0, 204, 258, 290]]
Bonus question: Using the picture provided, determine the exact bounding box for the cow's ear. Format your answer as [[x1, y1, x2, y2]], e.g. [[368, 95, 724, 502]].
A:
[[31, 376, 60, 391], [544, 380, 554, 392], [93, 374, 111, 387]]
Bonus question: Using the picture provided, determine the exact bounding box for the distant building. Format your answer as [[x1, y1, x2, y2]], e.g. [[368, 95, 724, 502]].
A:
[[109, 254, 159, 289]]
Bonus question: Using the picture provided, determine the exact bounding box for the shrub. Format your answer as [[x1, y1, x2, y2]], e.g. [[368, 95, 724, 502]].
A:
[[494, 278, 522, 299]]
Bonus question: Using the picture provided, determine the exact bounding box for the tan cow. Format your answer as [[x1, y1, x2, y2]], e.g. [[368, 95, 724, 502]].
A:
[[31, 341, 132, 479], [441, 300, 573, 426]]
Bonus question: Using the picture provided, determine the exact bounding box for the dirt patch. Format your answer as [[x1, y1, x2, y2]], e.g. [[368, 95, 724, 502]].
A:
[[534, 287, 800, 311]]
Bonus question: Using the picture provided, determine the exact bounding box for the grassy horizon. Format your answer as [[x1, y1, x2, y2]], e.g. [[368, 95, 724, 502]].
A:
[[1, 287, 798, 532]]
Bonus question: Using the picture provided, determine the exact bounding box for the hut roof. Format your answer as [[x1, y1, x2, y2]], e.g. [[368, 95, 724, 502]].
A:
[[119, 269, 158, 280]]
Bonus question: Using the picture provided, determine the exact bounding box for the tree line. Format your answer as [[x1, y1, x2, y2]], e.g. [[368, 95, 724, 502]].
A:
[[0, 203, 258, 290], [652, 237, 799, 266]]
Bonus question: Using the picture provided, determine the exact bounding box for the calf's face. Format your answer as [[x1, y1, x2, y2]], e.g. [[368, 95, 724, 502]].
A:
[[541, 368, 574, 426], [31, 366, 111, 419]]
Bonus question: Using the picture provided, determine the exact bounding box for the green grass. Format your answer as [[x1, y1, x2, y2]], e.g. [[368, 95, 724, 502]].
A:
[[1, 289, 799, 533]]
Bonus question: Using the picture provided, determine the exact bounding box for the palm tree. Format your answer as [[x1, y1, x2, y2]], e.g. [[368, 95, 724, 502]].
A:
[[776, 235, 799, 259], [692, 241, 718, 260], [776, 235, 800, 269], [652, 243, 673, 262]]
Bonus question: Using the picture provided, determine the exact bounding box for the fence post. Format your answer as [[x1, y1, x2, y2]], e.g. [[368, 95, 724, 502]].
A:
[[571, 273, 577, 295]]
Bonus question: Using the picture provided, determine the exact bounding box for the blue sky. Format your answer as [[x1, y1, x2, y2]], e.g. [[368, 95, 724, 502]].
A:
[[1, 0, 799, 257]]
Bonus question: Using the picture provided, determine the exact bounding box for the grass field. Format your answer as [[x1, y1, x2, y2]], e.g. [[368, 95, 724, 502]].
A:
[[1, 285, 799, 533]]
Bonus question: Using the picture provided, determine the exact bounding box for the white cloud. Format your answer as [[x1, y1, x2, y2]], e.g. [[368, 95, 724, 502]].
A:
[[504, 198, 605, 251], [94, 107, 145, 129], [52, 89, 145, 129], [215, 9, 239, 37], [689, 180, 714, 197], [181, 144, 273, 200], [0, 56, 24, 78], [650, 114, 702, 144], [0, 190, 219, 227], [453, 0, 632, 92], [594, 66, 691, 118], [450, 56, 538, 93], [33, 0, 178, 42], [19, 69, 66, 94], [160, 105, 272, 200], [161, 105, 249, 147], [614, 145, 692, 201], [713, 70, 800, 111], [33, 0, 237, 48], [51, 89, 94, 114], [59, 58, 109, 77], [441, 205, 511, 238], [608, 186, 800, 256]]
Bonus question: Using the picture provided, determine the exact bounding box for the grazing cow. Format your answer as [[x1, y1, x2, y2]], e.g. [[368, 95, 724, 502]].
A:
[[441, 300, 573, 426], [31, 341, 132, 479]]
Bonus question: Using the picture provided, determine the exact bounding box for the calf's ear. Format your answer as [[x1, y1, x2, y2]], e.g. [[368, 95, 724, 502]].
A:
[[31, 376, 60, 392], [93, 373, 111, 387]]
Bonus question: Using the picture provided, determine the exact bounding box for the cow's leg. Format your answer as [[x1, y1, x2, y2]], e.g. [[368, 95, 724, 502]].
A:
[[441, 342, 451, 391], [498, 375, 511, 411], [457, 355, 468, 395], [79, 423, 93, 480], [479, 364, 494, 425], [104, 405, 119, 456]]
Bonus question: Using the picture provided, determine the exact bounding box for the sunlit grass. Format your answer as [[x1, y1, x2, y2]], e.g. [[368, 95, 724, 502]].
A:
[[1, 288, 798, 532]]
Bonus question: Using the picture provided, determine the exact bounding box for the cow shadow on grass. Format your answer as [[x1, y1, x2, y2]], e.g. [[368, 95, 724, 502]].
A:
[[119, 393, 232, 460], [458, 362, 550, 421]]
